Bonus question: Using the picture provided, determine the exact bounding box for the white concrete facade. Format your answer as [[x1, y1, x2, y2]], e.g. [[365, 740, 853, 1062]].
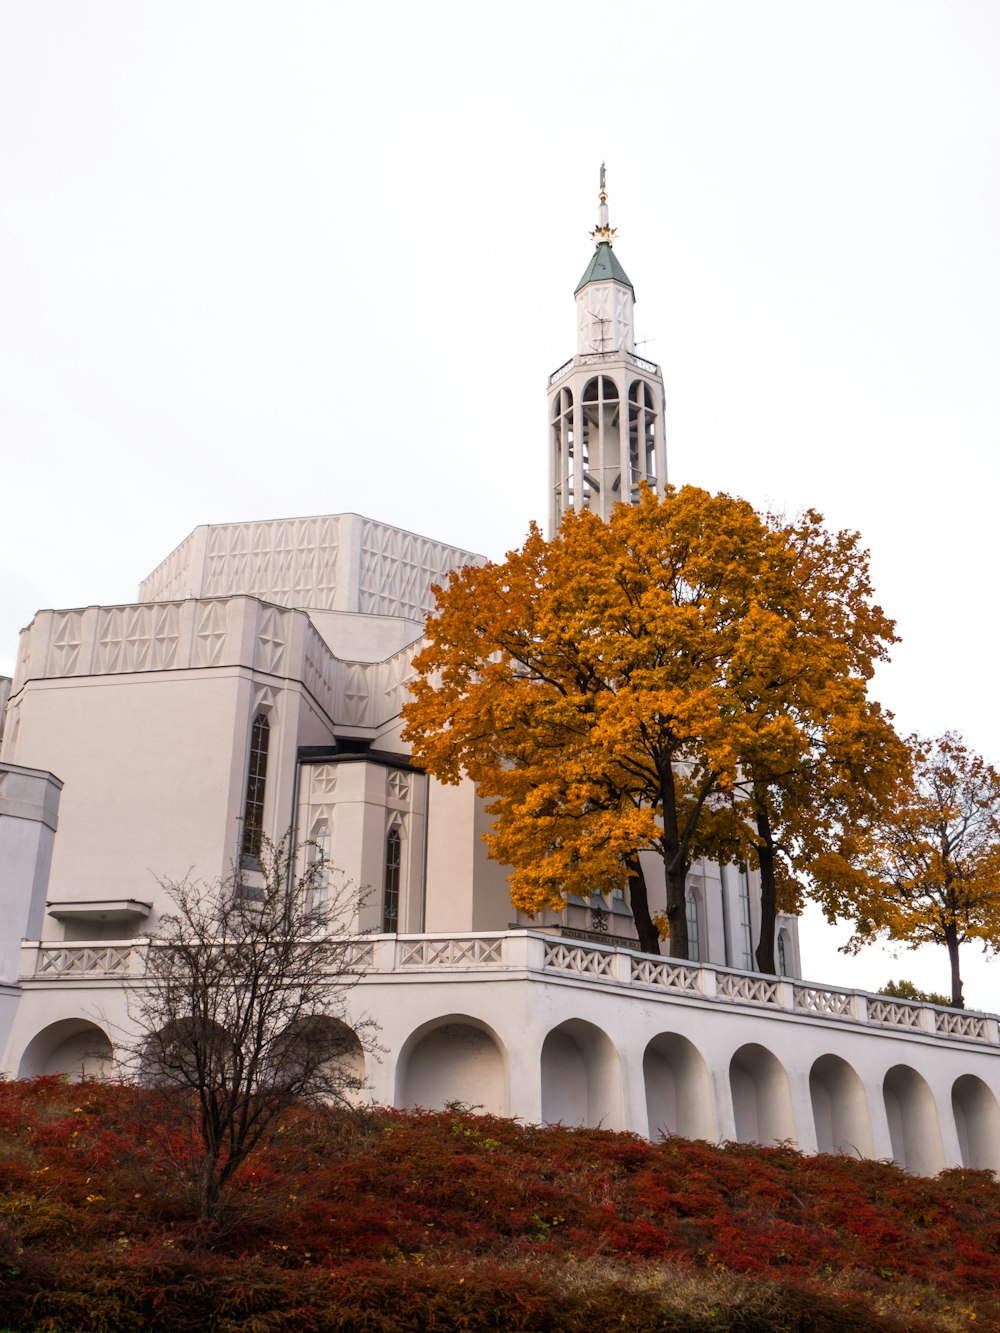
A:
[[1, 181, 997, 1174]]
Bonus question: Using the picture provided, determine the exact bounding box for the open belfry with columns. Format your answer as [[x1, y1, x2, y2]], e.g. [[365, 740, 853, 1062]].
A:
[[1, 174, 999, 1175]]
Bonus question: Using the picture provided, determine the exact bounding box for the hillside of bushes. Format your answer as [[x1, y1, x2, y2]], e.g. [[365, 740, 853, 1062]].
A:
[[0, 1078, 997, 1331]]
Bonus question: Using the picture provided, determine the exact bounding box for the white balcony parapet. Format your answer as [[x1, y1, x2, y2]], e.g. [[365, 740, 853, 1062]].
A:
[[32, 944, 135, 977], [866, 997, 924, 1029], [793, 984, 854, 1018], [543, 940, 616, 979], [716, 972, 781, 1006], [631, 956, 701, 993], [934, 1009, 992, 1041], [20, 932, 1000, 1052], [398, 937, 504, 968]]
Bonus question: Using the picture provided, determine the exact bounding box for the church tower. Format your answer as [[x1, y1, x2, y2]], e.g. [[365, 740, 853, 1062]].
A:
[[547, 168, 667, 535]]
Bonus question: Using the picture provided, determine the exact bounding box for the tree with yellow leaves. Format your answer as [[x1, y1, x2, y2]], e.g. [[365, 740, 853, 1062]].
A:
[[721, 510, 903, 972], [811, 733, 1000, 1008], [402, 486, 898, 963]]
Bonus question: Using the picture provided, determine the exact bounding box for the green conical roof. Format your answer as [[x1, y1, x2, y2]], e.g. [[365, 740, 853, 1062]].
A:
[[575, 242, 634, 294]]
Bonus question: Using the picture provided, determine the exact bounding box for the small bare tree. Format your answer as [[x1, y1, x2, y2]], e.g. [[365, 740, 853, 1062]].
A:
[[128, 832, 376, 1219]]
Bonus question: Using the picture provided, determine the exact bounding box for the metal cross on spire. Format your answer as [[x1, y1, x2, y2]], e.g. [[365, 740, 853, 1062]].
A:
[[591, 162, 616, 245]]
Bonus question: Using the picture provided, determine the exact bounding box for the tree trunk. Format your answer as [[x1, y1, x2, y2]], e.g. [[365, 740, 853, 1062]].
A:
[[198, 1154, 223, 1220], [658, 760, 689, 961], [626, 856, 660, 956], [663, 858, 690, 961], [945, 926, 965, 1009], [753, 792, 777, 976]]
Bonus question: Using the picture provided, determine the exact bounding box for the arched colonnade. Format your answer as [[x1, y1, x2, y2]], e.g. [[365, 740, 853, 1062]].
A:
[[19, 1009, 1000, 1175]]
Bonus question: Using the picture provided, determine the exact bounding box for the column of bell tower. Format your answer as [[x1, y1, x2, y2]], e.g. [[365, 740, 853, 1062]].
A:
[[547, 169, 668, 535]]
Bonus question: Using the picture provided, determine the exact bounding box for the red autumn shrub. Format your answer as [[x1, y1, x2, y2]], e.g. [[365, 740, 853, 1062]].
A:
[[0, 1081, 997, 1331]]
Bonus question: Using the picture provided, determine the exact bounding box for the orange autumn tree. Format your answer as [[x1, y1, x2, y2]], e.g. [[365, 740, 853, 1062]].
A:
[[812, 732, 1000, 1008], [722, 511, 902, 972], [402, 486, 897, 961]]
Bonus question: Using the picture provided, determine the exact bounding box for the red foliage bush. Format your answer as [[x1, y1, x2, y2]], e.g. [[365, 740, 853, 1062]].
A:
[[0, 1080, 997, 1331]]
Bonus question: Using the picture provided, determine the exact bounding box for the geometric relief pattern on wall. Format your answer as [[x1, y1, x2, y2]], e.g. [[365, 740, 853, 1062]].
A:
[[201, 516, 342, 610], [191, 601, 230, 668], [308, 801, 334, 832], [254, 605, 288, 676], [301, 624, 337, 721], [357, 519, 480, 620], [93, 605, 181, 674], [376, 644, 419, 725], [49, 611, 85, 675], [138, 538, 194, 603], [339, 662, 373, 727], [386, 769, 410, 805], [311, 764, 338, 798]]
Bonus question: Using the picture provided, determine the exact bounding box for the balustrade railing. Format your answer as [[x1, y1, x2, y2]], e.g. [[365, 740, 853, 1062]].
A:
[[867, 998, 925, 1029], [793, 985, 854, 1018], [398, 937, 504, 967], [547, 350, 660, 387], [34, 945, 134, 977], [630, 956, 700, 992], [23, 932, 997, 1048], [716, 972, 781, 1006]]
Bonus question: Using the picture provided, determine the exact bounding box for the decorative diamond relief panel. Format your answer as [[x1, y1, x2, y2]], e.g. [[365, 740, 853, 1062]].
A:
[[311, 765, 337, 797], [50, 612, 84, 675], [139, 541, 194, 603], [192, 602, 230, 668], [301, 625, 337, 720], [340, 662, 372, 726], [254, 606, 288, 675], [92, 605, 181, 674], [201, 516, 342, 609], [357, 520, 478, 621]]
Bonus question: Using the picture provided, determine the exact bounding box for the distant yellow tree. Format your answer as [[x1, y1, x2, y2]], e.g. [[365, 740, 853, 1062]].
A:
[[812, 733, 1000, 1008], [402, 486, 898, 963]]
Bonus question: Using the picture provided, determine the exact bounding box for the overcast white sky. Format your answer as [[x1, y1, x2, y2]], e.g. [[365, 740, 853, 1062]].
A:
[[2, 1, 999, 1004]]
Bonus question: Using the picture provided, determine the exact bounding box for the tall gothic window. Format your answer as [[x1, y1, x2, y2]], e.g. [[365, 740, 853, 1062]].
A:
[[737, 867, 754, 970], [383, 826, 401, 933], [686, 888, 700, 963], [309, 819, 331, 910], [241, 712, 270, 861], [777, 929, 788, 977]]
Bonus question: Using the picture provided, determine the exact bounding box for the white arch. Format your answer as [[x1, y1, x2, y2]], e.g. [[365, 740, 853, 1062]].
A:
[[273, 1014, 367, 1104], [883, 1065, 945, 1175], [809, 1054, 873, 1158], [643, 1032, 716, 1140], [18, 1018, 114, 1081], [540, 1018, 623, 1130], [952, 1074, 1000, 1171], [729, 1043, 796, 1146], [396, 1014, 507, 1115]]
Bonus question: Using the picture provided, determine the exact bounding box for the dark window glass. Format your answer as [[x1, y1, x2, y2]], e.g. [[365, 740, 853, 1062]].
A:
[[241, 713, 270, 859], [383, 826, 401, 932]]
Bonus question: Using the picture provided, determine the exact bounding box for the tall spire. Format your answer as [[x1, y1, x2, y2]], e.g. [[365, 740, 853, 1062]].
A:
[[547, 172, 668, 536], [591, 161, 616, 246]]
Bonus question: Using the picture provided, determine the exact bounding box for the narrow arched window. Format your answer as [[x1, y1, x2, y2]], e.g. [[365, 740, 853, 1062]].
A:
[[383, 826, 401, 933], [686, 889, 700, 963], [737, 867, 754, 970], [241, 713, 270, 860], [309, 820, 331, 909], [777, 930, 788, 977]]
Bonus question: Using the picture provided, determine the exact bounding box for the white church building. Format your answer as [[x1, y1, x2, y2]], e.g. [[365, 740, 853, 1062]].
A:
[[1, 181, 999, 1176]]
